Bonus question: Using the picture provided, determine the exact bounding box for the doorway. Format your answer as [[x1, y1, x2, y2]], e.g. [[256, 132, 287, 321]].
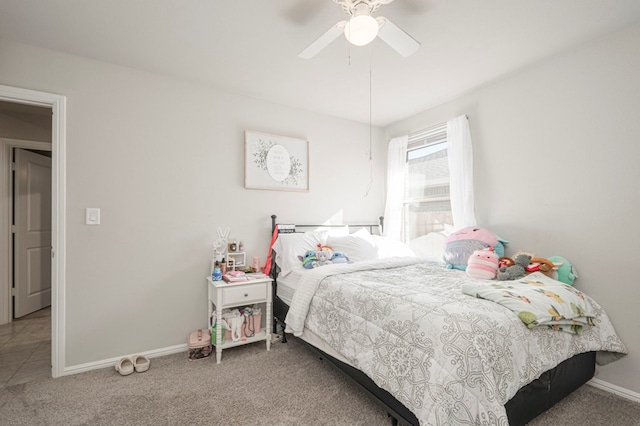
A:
[[0, 84, 66, 378], [0, 105, 53, 386]]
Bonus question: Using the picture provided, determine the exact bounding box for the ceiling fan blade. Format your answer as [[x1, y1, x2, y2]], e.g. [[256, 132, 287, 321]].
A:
[[376, 17, 420, 57], [298, 21, 347, 59]]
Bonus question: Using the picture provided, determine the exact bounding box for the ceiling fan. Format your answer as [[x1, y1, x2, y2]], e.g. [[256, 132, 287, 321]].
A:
[[298, 0, 420, 59]]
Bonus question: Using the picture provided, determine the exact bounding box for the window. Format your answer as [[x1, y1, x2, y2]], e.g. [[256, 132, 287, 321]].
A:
[[403, 123, 452, 243]]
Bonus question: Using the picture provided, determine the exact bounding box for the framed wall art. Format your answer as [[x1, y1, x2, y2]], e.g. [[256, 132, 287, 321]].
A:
[[245, 131, 309, 192]]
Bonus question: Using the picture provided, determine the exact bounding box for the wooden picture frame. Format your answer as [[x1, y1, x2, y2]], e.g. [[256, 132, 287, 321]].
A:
[[245, 131, 309, 192]]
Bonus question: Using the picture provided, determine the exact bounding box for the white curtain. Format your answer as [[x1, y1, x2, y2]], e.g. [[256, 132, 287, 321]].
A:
[[383, 135, 408, 240], [447, 115, 477, 229]]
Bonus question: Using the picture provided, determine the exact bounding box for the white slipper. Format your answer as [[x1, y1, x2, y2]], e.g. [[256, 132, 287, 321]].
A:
[[115, 357, 134, 376], [131, 355, 150, 373]]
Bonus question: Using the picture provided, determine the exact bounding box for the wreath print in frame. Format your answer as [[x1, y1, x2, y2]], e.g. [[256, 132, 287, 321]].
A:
[[245, 131, 309, 192]]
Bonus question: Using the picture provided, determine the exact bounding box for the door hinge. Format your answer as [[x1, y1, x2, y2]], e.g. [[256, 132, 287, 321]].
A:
[[11, 225, 16, 233], [11, 162, 16, 171], [51, 248, 55, 258], [11, 288, 16, 296]]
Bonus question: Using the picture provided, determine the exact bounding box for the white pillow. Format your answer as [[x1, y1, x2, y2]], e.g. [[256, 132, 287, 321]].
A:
[[326, 229, 378, 262], [322, 226, 349, 237], [273, 232, 326, 277], [408, 232, 447, 262], [373, 235, 416, 259]]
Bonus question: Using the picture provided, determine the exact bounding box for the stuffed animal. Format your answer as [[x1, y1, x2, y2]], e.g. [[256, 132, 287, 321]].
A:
[[497, 253, 531, 280], [299, 250, 318, 269], [443, 227, 507, 270], [317, 243, 334, 256], [526, 257, 557, 278], [315, 250, 333, 266], [548, 255, 578, 285], [499, 257, 515, 269], [299, 249, 341, 268], [330, 251, 350, 264], [466, 247, 499, 279]]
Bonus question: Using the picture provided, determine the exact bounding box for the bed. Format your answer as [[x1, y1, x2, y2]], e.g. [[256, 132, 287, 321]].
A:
[[267, 215, 627, 425]]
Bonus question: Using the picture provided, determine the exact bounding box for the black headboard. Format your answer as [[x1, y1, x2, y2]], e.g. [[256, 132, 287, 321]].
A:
[[268, 214, 384, 283], [270, 214, 383, 236]]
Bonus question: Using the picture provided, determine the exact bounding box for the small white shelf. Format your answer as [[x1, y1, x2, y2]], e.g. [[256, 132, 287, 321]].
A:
[[215, 330, 266, 349], [227, 252, 246, 267]]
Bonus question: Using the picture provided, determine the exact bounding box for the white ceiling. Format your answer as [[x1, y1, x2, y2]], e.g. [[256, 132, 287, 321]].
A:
[[1, 0, 640, 127]]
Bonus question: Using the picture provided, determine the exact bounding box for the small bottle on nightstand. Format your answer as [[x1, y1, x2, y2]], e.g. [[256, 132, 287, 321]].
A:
[[212, 261, 222, 281]]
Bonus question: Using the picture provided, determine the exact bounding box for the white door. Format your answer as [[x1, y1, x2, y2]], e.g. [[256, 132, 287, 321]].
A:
[[13, 149, 52, 318]]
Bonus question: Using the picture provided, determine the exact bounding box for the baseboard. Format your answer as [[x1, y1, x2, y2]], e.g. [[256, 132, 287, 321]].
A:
[[588, 378, 640, 404], [62, 343, 188, 376], [59, 344, 640, 404]]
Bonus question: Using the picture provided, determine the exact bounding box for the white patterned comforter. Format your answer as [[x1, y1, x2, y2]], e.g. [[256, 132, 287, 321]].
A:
[[284, 259, 627, 426]]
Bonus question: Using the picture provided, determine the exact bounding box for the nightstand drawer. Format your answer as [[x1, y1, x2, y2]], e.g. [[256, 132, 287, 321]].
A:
[[223, 283, 267, 305]]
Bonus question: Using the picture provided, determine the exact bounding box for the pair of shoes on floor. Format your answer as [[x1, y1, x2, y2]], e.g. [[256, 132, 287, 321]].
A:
[[115, 355, 150, 376]]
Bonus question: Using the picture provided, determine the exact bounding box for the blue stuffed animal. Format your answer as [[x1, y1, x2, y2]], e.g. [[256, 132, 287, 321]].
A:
[[299, 250, 318, 269], [548, 256, 578, 285], [331, 251, 350, 264]]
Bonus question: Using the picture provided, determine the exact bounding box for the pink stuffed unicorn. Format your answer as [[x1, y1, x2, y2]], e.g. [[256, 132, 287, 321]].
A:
[[466, 247, 499, 279]]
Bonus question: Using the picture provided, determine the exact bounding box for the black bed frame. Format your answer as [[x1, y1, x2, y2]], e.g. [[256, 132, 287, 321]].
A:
[[268, 214, 596, 426]]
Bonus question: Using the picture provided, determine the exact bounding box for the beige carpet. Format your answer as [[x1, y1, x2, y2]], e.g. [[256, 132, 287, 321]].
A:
[[1, 337, 639, 425]]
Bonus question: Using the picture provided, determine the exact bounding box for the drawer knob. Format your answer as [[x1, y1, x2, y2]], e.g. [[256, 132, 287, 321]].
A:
[[244, 293, 248, 297]]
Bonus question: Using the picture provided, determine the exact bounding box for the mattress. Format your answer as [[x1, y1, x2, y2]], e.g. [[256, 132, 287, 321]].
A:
[[277, 269, 353, 365], [275, 268, 304, 306], [274, 293, 598, 426]]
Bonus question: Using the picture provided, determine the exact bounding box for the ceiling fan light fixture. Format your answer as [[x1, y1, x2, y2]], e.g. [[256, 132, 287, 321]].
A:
[[298, 0, 421, 59], [344, 13, 379, 46]]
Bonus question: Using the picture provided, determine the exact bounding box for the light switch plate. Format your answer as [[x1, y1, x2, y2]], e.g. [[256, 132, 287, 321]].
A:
[[86, 208, 100, 225]]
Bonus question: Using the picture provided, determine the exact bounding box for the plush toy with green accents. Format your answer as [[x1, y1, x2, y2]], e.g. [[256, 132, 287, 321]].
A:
[[548, 256, 578, 285], [299, 250, 318, 269]]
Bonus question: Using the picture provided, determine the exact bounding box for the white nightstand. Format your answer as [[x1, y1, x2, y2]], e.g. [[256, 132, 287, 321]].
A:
[[207, 275, 273, 363]]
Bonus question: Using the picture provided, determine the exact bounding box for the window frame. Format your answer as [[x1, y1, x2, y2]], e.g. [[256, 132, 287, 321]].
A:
[[402, 123, 451, 243]]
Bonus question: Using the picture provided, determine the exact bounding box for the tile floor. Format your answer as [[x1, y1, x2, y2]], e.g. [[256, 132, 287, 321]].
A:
[[0, 306, 51, 387]]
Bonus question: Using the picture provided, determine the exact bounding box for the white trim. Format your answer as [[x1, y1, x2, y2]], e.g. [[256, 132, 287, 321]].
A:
[[0, 138, 52, 151], [588, 378, 640, 404], [60, 347, 640, 403], [0, 84, 67, 379], [62, 343, 188, 376]]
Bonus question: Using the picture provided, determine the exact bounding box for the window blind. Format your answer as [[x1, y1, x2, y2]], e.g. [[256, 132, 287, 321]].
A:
[[407, 122, 447, 151]]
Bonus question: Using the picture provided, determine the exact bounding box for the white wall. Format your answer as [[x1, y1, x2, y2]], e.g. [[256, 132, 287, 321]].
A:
[[386, 23, 640, 394], [0, 40, 386, 367]]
